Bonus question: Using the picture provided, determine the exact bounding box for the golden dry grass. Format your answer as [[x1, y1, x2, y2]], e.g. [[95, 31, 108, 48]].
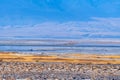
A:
[[0, 52, 119, 64]]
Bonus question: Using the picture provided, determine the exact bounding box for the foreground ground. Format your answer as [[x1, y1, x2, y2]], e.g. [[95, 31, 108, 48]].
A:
[[0, 52, 119, 80], [0, 62, 120, 80]]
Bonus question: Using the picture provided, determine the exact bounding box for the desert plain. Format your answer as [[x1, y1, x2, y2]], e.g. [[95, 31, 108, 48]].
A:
[[0, 52, 119, 80]]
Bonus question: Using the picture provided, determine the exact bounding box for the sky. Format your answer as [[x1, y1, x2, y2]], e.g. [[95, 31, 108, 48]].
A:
[[0, 0, 120, 39]]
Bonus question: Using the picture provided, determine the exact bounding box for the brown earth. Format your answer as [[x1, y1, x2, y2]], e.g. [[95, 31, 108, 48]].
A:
[[0, 52, 119, 64]]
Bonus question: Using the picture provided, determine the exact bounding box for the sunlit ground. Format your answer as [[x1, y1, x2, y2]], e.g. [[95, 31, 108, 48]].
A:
[[0, 52, 119, 64]]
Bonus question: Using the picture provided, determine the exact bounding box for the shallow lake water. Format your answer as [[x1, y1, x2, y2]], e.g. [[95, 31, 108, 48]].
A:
[[0, 39, 120, 55]]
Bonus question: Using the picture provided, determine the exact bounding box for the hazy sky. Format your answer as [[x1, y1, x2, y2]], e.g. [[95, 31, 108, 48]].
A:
[[0, 0, 120, 39]]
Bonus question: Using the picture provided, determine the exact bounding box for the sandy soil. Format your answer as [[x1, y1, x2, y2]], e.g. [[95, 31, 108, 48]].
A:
[[0, 52, 119, 80], [0, 52, 119, 64]]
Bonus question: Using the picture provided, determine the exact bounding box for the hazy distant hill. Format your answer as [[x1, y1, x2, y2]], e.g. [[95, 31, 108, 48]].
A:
[[0, 18, 120, 39]]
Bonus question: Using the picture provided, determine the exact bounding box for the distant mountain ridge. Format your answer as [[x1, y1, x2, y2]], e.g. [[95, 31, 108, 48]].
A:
[[0, 18, 120, 39]]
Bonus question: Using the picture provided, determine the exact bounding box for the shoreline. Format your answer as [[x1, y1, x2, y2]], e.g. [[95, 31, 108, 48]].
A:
[[0, 52, 119, 79], [0, 52, 119, 64]]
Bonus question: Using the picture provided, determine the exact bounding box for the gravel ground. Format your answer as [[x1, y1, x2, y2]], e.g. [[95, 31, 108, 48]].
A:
[[0, 62, 119, 80]]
